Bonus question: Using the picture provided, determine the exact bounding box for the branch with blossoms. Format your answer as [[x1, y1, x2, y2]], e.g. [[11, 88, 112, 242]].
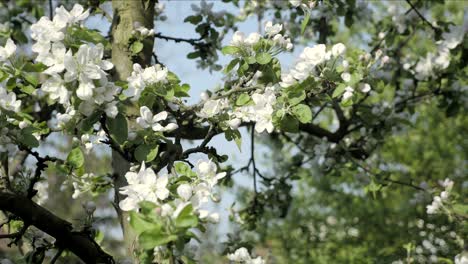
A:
[[0, 0, 465, 263]]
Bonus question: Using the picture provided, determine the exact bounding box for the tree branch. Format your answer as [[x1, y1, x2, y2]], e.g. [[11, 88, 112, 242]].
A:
[[0, 191, 114, 263]]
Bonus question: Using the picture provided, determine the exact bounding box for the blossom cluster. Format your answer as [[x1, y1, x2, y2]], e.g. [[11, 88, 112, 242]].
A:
[[280, 43, 375, 102], [426, 178, 454, 214], [136, 106, 178, 133], [412, 24, 465, 80], [230, 21, 293, 53], [199, 86, 277, 133], [226, 247, 265, 264], [119, 159, 225, 223], [123, 63, 168, 101], [29, 4, 121, 128]]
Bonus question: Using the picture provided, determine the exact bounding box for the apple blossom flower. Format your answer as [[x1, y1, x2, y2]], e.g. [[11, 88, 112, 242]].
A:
[[342, 86, 354, 101], [124, 63, 168, 101], [0, 84, 21, 113], [119, 162, 170, 211], [54, 4, 89, 26], [264, 21, 283, 36], [137, 106, 178, 132], [359, 83, 371, 93], [341, 72, 351, 82], [41, 75, 70, 105], [0, 38, 16, 62], [331, 43, 346, 57], [302, 44, 328, 66], [177, 184, 193, 201], [198, 98, 229, 118]]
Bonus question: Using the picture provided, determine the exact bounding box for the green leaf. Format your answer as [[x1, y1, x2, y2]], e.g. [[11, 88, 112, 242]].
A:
[[20, 84, 35, 95], [81, 111, 102, 132], [301, 12, 311, 35], [280, 115, 299, 133], [222, 46, 240, 55], [225, 129, 242, 151], [292, 104, 312, 123], [224, 58, 239, 73], [332, 84, 347, 98], [129, 212, 159, 235], [67, 147, 84, 168], [134, 145, 159, 162], [131, 41, 144, 54], [139, 230, 177, 249], [184, 15, 202, 24], [175, 204, 198, 228], [236, 93, 250, 106], [287, 88, 306, 106], [19, 128, 39, 148], [453, 204, 468, 215], [21, 72, 38, 87], [255, 52, 272, 65], [174, 162, 193, 176], [187, 51, 199, 59], [106, 113, 128, 145], [22, 62, 47, 72]]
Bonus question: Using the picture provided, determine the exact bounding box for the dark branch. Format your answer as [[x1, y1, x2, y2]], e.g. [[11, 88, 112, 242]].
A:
[[405, 0, 440, 33], [155, 33, 205, 45], [0, 191, 114, 263]]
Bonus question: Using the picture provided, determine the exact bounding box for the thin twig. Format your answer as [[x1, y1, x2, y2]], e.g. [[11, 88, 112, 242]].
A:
[[405, 0, 439, 33], [250, 127, 258, 196]]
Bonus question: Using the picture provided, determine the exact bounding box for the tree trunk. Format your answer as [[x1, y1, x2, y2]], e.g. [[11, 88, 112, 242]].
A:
[[110, 0, 155, 262]]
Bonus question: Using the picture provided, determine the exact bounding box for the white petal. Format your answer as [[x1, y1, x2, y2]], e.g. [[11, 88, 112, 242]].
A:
[[139, 106, 153, 122], [155, 188, 169, 200], [5, 38, 16, 56], [119, 197, 138, 211], [153, 111, 168, 122]]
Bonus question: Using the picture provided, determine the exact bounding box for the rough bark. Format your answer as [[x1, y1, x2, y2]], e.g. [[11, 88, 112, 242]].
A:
[[110, 0, 155, 261]]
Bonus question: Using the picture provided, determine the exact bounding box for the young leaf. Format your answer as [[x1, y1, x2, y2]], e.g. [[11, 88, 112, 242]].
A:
[[332, 84, 347, 98], [67, 147, 84, 168], [292, 104, 312, 123], [106, 113, 128, 145], [236, 93, 250, 106], [255, 52, 272, 65], [222, 46, 240, 55], [139, 230, 177, 249], [175, 204, 198, 228], [134, 145, 159, 162], [301, 12, 311, 35]]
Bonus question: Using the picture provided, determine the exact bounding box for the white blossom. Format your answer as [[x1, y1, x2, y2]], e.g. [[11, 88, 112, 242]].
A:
[[455, 251, 468, 264], [289, 0, 302, 7], [124, 63, 168, 101], [0, 84, 21, 113], [0, 38, 16, 62], [119, 162, 170, 211], [264, 21, 283, 36], [198, 98, 229, 118], [41, 75, 70, 105], [136, 106, 178, 132], [302, 44, 328, 66], [359, 83, 371, 93], [54, 4, 89, 26], [227, 247, 265, 264], [341, 72, 351, 82], [177, 183, 193, 201], [63, 44, 113, 100], [441, 25, 465, 50], [331, 43, 346, 57], [342, 86, 354, 101]]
